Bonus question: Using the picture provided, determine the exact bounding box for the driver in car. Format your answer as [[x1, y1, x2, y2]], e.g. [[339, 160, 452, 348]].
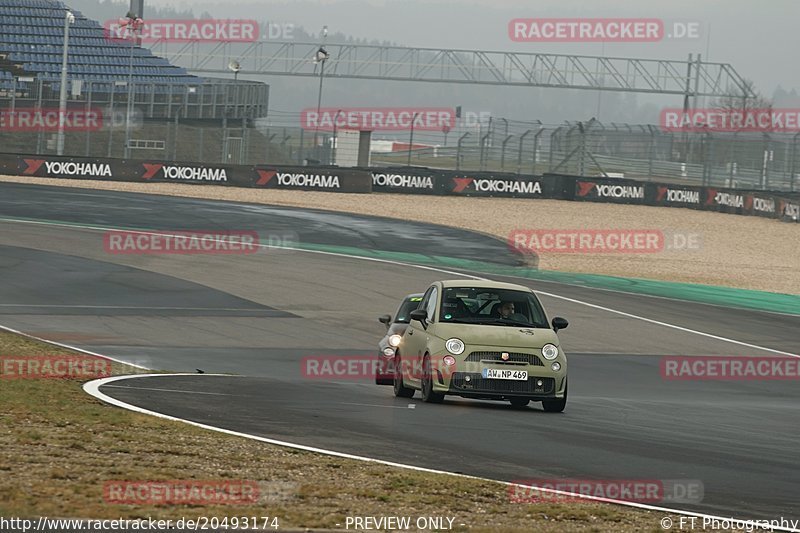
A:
[[498, 301, 528, 323]]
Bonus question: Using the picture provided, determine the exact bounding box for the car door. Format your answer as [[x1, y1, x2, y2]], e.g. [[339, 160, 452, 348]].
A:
[[404, 285, 437, 387]]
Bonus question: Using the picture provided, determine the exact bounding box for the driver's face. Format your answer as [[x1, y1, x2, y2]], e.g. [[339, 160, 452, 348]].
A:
[[500, 303, 515, 317]]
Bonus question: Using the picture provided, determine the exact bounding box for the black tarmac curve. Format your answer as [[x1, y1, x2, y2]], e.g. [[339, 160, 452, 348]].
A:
[[0, 182, 798, 523]]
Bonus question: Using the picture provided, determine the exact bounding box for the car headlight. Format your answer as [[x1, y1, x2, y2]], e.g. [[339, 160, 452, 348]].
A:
[[445, 338, 465, 355], [383, 347, 396, 357], [388, 334, 402, 347], [541, 343, 559, 361]]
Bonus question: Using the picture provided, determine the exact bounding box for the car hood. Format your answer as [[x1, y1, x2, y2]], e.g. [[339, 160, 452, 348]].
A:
[[433, 323, 560, 349]]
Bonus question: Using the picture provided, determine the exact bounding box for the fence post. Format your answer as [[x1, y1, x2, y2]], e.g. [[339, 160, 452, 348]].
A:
[[790, 132, 800, 192], [221, 112, 228, 163], [500, 134, 514, 171], [532, 127, 545, 175], [298, 128, 305, 164], [516, 130, 532, 175], [761, 133, 771, 190], [479, 132, 490, 171], [647, 125, 656, 180], [35, 79, 44, 154], [548, 127, 562, 172], [107, 87, 115, 157], [728, 131, 737, 188], [172, 109, 179, 161], [457, 132, 471, 170], [85, 82, 92, 157], [579, 122, 586, 177]]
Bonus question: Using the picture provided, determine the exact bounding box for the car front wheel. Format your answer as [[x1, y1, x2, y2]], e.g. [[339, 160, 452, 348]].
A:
[[393, 353, 415, 398], [421, 354, 445, 404], [542, 380, 567, 413]]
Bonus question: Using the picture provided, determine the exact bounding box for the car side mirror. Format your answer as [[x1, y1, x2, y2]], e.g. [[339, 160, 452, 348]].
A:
[[552, 317, 569, 332], [378, 314, 392, 326], [409, 309, 428, 324]]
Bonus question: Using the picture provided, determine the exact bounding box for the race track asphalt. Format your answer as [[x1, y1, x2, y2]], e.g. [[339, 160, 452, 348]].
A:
[[1, 182, 798, 522]]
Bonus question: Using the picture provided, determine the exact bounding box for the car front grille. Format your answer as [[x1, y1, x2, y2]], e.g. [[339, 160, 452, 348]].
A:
[[450, 373, 555, 394], [465, 351, 544, 366]]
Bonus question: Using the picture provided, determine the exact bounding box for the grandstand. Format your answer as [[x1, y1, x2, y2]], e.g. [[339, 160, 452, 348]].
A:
[[0, 0, 267, 122]]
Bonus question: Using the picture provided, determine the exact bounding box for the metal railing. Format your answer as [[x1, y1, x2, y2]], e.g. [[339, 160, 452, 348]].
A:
[[3, 105, 798, 192]]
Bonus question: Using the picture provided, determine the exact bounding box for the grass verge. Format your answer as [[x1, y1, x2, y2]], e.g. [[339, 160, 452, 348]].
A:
[[0, 330, 701, 532]]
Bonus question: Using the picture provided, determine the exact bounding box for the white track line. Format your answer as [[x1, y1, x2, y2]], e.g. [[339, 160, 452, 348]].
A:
[[533, 290, 800, 359], [0, 323, 152, 370], [84, 374, 800, 532]]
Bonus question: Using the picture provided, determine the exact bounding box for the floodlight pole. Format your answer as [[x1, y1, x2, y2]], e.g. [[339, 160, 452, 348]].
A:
[[312, 26, 329, 156], [56, 11, 74, 156], [123, 13, 142, 159]]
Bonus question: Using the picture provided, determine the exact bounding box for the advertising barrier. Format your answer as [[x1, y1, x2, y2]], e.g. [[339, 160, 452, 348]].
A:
[[0, 151, 795, 222], [12, 155, 127, 181], [371, 168, 441, 195], [137, 160, 252, 187], [442, 172, 556, 198], [548, 173, 797, 222], [254, 166, 371, 193]]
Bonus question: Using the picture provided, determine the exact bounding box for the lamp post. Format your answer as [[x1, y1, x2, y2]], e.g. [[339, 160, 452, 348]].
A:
[[312, 26, 330, 154], [121, 11, 144, 159], [56, 10, 75, 156]]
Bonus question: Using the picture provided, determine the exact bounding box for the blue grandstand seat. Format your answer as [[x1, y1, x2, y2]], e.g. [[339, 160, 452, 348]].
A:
[[0, 0, 202, 90]]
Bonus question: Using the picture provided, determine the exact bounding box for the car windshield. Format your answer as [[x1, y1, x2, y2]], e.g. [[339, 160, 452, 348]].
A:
[[439, 287, 548, 327], [394, 296, 423, 323]]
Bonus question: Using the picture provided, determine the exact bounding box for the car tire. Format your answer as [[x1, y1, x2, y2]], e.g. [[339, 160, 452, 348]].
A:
[[542, 380, 567, 413], [393, 353, 415, 398], [421, 354, 445, 404], [509, 397, 530, 408]]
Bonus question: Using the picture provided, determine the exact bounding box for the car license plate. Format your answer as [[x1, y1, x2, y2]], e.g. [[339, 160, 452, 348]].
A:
[[482, 368, 528, 381]]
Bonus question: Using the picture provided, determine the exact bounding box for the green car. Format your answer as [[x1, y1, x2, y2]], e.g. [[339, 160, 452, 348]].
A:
[[393, 280, 569, 412]]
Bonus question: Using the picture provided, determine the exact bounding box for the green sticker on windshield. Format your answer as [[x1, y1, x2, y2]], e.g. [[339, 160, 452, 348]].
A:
[[445, 314, 452, 319], [410, 297, 422, 302]]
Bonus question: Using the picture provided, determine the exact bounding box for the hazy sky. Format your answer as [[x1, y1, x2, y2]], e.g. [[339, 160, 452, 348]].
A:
[[134, 0, 799, 97]]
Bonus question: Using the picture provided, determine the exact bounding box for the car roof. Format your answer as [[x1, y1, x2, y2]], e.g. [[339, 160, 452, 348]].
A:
[[438, 279, 533, 292]]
